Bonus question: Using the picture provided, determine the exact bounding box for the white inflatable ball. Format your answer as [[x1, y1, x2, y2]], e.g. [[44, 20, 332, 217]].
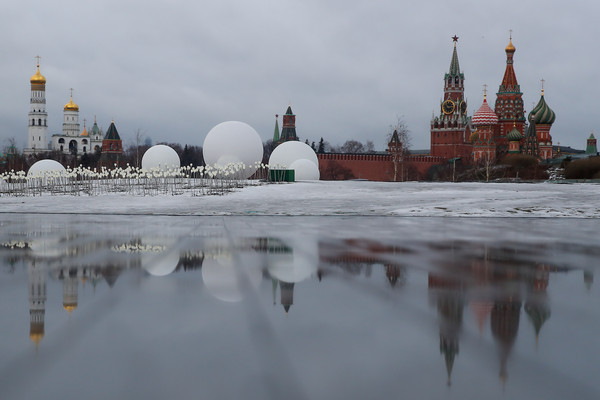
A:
[[268, 141, 318, 169], [141, 145, 180, 171], [289, 158, 320, 180], [27, 159, 66, 177], [203, 121, 264, 179]]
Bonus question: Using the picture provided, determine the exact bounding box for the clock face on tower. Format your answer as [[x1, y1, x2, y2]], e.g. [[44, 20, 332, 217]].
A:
[[442, 99, 455, 115], [460, 100, 467, 115]]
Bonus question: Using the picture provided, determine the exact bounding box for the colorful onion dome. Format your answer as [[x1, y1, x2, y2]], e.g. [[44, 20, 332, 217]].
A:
[[530, 91, 556, 125], [472, 97, 499, 126], [507, 125, 523, 141], [30, 64, 46, 85], [64, 97, 79, 112]]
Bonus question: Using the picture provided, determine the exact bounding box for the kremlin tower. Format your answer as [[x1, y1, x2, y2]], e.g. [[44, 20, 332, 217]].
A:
[[25, 57, 49, 155], [279, 106, 299, 143], [430, 36, 472, 161]]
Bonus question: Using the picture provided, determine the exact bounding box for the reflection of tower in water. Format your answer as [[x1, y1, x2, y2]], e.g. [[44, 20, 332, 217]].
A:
[[428, 274, 465, 386], [525, 264, 550, 347], [28, 261, 46, 348], [491, 295, 521, 385], [60, 268, 78, 315]]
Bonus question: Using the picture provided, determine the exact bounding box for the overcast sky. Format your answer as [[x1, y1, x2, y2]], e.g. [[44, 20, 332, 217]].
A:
[[1, 1, 597, 152]]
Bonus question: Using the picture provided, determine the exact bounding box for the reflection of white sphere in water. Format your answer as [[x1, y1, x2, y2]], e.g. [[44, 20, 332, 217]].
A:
[[289, 158, 320, 180], [267, 238, 318, 283], [141, 145, 181, 171], [203, 121, 263, 179], [268, 141, 318, 169], [27, 159, 66, 176], [202, 257, 262, 302], [29, 237, 63, 258], [142, 249, 179, 277]]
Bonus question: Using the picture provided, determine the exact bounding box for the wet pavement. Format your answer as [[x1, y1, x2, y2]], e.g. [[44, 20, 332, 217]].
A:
[[0, 214, 598, 399]]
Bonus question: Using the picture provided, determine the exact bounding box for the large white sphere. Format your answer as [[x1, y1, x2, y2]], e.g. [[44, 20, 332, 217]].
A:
[[268, 141, 318, 169], [289, 158, 320, 180], [203, 121, 263, 179], [141, 145, 180, 171], [27, 159, 66, 176]]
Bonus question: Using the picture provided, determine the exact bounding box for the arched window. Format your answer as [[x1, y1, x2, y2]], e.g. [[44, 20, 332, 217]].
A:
[[83, 146, 87, 153], [38, 118, 41, 125], [32, 119, 35, 126], [455, 76, 459, 84]]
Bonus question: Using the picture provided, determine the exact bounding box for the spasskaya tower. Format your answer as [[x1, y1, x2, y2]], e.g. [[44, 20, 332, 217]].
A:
[[430, 36, 472, 161]]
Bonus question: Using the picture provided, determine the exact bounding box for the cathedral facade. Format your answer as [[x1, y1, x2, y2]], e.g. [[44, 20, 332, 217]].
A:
[[433, 36, 556, 166]]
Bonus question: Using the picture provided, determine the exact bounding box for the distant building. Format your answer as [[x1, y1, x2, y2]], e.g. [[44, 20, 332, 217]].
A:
[[51, 94, 103, 156], [277, 106, 299, 145], [100, 120, 123, 164], [586, 133, 597, 155], [23, 58, 107, 158]]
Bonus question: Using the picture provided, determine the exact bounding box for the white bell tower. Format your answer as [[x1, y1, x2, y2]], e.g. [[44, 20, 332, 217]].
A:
[[26, 56, 49, 154]]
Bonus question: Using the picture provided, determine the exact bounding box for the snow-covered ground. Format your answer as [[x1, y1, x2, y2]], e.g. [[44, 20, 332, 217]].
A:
[[1, 181, 599, 217]]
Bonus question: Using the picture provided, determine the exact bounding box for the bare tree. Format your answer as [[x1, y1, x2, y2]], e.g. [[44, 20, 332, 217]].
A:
[[133, 129, 145, 168], [340, 140, 365, 154], [387, 115, 412, 155]]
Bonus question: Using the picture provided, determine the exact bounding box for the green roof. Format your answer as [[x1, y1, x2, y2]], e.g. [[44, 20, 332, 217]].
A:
[[104, 121, 121, 140], [531, 93, 556, 125], [273, 117, 280, 142]]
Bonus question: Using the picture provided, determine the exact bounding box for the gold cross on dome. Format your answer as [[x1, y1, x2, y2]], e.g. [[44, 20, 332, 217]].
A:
[[541, 78, 545, 94], [35, 55, 41, 66], [483, 84, 488, 97], [509, 29, 513, 40], [70, 88, 74, 98]]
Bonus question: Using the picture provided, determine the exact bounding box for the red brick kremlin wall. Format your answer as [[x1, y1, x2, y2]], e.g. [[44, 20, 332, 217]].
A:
[[317, 153, 445, 181]]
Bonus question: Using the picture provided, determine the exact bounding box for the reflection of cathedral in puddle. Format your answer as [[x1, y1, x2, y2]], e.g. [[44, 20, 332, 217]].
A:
[[26, 261, 126, 349], [428, 243, 559, 386]]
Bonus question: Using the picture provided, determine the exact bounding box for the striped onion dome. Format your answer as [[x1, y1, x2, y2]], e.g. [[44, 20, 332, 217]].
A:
[[507, 125, 523, 141], [472, 97, 498, 126], [530, 91, 556, 125]]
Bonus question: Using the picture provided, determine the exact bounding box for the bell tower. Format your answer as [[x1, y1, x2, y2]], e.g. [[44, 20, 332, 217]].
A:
[[26, 56, 49, 154], [430, 36, 472, 161]]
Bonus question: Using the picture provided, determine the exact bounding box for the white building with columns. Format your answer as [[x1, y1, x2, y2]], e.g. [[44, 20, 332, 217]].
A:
[[51, 93, 103, 156]]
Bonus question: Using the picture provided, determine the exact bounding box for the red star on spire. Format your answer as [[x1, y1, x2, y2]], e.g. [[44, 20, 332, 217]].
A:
[[452, 35, 459, 43]]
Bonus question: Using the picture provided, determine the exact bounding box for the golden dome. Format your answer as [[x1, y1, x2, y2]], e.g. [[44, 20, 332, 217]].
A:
[[80, 127, 88, 136], [30, 332, 45, 346], [30, 65, 46, 85], [63, 303, 78, 314], [505, 39, 516, 53], [64, 97, 79, 112]]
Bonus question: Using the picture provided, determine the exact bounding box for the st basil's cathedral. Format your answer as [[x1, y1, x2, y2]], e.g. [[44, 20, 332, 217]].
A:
[[430, 35, 556, 164]]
